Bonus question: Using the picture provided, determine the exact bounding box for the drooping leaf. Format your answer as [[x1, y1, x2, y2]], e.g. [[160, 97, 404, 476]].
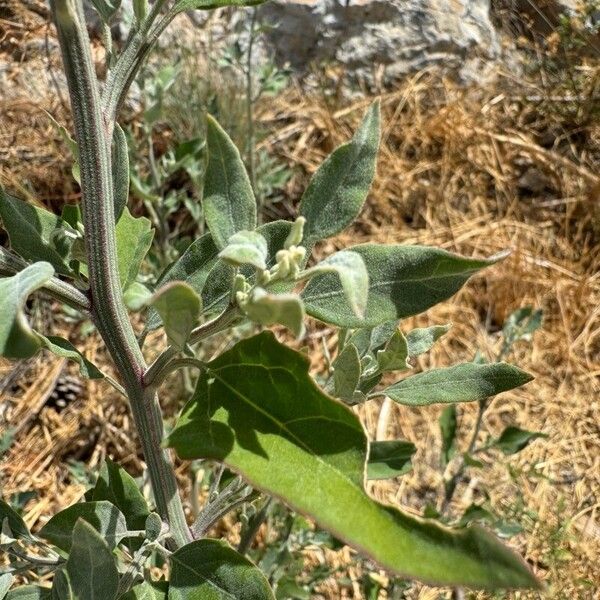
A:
[[218, 231, 268, 270], [383, 362, 533, 406], [491, 426, 547, 455], [367, 440, 416, 480], [91, 459, 150, 531], [242, 289, 305, 338], [149, 282, 201, 349], [299, 101, 380, 244], [0, 191, 75, 276], [172, 0, 265, 13], [66, 520, 119, 600], [6, 587, 51, 600], [39, 501, 128, 552], [406, 324, 451, 358], [0, 262, 54, 359], [333, 343, 361, 402], [0, 499, 32, 540], [38, 336, 104, 379], [119, 582, 167, 600], [112, 124, 129, 222], [303, 245, 502, 328], [167, 332, 539, 589], [168, 539, 274, 600], [376, 329, 409, 372], [203, 114, 256, 250], [439, 405, 457, 466], [0, 574, 13, 599], [115, 208, 154, 290]]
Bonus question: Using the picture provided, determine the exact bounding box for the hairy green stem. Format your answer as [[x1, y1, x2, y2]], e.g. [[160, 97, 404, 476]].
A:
[[50, 0, 191, 548]]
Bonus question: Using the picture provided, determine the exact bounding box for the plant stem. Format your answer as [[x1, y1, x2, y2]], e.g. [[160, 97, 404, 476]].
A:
[[50, 0, 191, 548], [245, 8, 258, 204]]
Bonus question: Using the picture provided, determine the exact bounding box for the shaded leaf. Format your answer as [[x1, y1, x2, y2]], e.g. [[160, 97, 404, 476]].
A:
[[439, 405, 457, 466], [119, 582, 167, 600], [112, 124, 129, 222], [376, 329, 409, 372], [51, 570, 73, 600], [406, 324, 451, 358], [383, 362, 533, 406], [168, 539, 274, 599], [0, 262, 54, 359], [115, 208, 154, 290], [219, 231, 267, 270], [167, 332, 539, 589], [333, 343, 361, 402], [39, 336, 104, 379], [491, 426, 547, 455], [367, 440, 416, 480], [0, 499, 32, 540], [299, 101, 380, 244]]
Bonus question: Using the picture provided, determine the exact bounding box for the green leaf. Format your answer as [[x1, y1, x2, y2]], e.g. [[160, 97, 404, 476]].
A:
[[376, 329, 409, 372], [332, 343, 361, 402], [112, 124, 129, 222], [38, 336, 104, 379], [51, 570, 73, 600], [39, 501, 128, 552], [124, 282, 152, 311], [299, 101, 380, 244], [0, 191, 75, 276], [303, 245, 501, 328], [491, 426, 547, 455], [149, 282, 201, 349], [167, 332, 539, 589], [0, 573, 13, 598], [119, 582, 167, 600], [173, 0, 265, 13], [66, 520, 119, 600], [439, 405, 457, 466], [0, 499, 32, 540], [241, 289, 305, 338], [6, 587, 51, 600], [89, 0, 121, 22], [219, 231, 268, 270], [406, 324, 451, 358], [115, 208, 154, 290], [0, 262, 55, 359], [203, 114, 256, 250], [367, 440, 416, 480], [168, 539, 274, 599], [91, 459, 150, 531], [305, 250, 369, 319], [383, 362, 533, 406]]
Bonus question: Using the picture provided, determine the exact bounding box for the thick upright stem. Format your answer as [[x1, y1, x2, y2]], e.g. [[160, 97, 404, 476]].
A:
[[50, 0, 191, 547]]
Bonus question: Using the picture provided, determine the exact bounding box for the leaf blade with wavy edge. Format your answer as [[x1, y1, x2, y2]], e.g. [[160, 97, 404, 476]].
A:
[[168, 539, 274, 600], [0, 262, 55, 359], [115, 208, 154, 290], [299, 101, 380, 245], [66, 520, 119, 600], [167, 332, 539, 589], [39, 501, 128, 552], [203, 114, 256, 250], [383, 362, 533, 406], [303, 245, 504, 328]]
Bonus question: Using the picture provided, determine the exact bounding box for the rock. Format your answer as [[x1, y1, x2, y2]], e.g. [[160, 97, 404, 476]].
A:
[[256, 0, 501, 83]]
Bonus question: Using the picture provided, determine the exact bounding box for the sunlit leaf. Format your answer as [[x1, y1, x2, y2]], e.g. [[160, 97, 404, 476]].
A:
[[115, 208, 154, 290], [242, 289, 305, 338], [38, 335, 104, 379], [0, 574, 13, 599], [219, 231, 268, 270], [333, 343, 361, 402], [119, 581, 167, 600]]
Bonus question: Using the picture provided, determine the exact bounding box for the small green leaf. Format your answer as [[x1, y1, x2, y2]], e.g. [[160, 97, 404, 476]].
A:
[[376, 329, 409, 372], [0, 499, 32, 540], [383, 363, 533, 406], [89, 0, 121, 22], [6, 587, 51, 600], [463, 453, 484, 468], [439, 405, 457, 466], [0, 263, 55, 359], [458, 504, 496, 528], [124, 282, 152, 311], [149, 282, 201, 349], [132, 0, 148, 21], [333, 343, 361, 402], [299, 101, 380, 244], [167, 333, 539, 589], [303, 245, 501, 328], [203, 114, 256, 250], [119, 582, 167, 600], [173, 0, 265, 12], [406, 324, 451, 358], [169, 539, 275, 599], [39, 501, 128, 552], [38, 336, 104, 379], [367, 440, 416, 480], [0, 572, 13, 598], [91, 459, 150, 531], [112, 124, 129, 222], [219, 231, 268, 270], [115, 208, 154, 290], [0, 191, 75, 276], [66, 520, 119, 600], [491, 426, 547, 455], [242, 289, 305, 338]]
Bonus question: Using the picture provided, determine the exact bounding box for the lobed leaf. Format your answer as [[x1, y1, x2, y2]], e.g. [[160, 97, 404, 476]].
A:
[[167, 332, 539, 589], [115, 208, 154, 290], [299, 101, 380, 244], [0, 262, 55, 359], [367, 440, 416, 480], [303, 245, 503, 328], [383, 362, 533, 406]]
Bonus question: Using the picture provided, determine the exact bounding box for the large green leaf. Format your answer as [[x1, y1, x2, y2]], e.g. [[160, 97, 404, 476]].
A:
[[115, 208, 154, 290], [0, 499, 32, 540], [167, 332, 538, 589], [383, 362, 533, 406], [168, 540, 274, 599], [202, 114, 256, 250], [6, 587, 51, 600], [66, 520, 119, 600], [39, 501, 128, 552], [51, 570, 73, 600], [0, 262, 54, 359], [299, 101, 380, 244], [303, 245, 501, 328], [0, 191, 76, 276], [367, 440, 416, 480]]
